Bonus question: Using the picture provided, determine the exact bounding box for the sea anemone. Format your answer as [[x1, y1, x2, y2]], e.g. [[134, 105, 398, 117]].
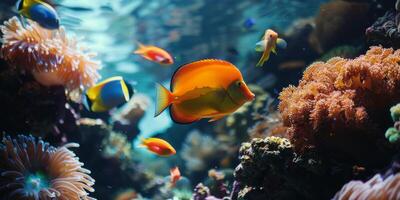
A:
[[279, 46, 400, 165], [0, 135, 95, 200], [333, 173, 400, 200], [0, 17, 101, 101]]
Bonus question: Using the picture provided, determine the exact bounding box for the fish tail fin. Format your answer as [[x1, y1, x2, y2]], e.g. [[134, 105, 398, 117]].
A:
[[137, 136, 147, 148], [133, 41, 146, 54], [155, 83, 173, 117], [256, 53, 269, 67]]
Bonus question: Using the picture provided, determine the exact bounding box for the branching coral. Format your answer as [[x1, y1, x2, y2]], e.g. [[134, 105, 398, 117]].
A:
[[279, 46, 400, 165], [0, 17, 101, 101], [333, 173, 400, 200], [0, 134, 95, 200]]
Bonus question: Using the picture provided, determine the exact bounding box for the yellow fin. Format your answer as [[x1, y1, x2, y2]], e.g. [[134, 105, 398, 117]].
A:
[[272, 46, 277, 54], [155, 83, 173, 117], [256, 52, 270, 67]]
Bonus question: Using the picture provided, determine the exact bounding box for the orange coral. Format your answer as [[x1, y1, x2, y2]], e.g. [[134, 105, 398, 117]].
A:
[[0, 17, 101, 101], [279, 46, 400, 163]]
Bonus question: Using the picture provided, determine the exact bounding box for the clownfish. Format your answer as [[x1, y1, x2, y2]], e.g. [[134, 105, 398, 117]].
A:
[[83, 76, 134, 112], [169, 166, 181, 188], [155, 59, 255, 124], [139, 137, 176, 157], [133, 42, 174, 65], [17, 0, 60, 30], [255, 29, 287, 67]]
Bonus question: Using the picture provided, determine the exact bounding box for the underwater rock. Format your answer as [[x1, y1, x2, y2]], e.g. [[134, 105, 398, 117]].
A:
[[0, 17, 101, 101], [309, 0, 370, 53], [279, 46, 398, 166], [0, 60, 79, 142], [366, 10, 400, 49], [318, 45, 363, 62], [112, 94, 150, 139], [0, 134, 95, 200], [181, 130, 229, 174]]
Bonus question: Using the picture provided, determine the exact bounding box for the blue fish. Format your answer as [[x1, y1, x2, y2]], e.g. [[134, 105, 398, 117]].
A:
[[83, 76, 134, 112], [243, 18, 256, 30], [17, 0, 60, 30]]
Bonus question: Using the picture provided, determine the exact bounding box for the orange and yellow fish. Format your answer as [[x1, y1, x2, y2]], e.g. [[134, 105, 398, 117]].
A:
[[155, 59, 255, 124], [255, 29, 287, 67], [169, 166, 181, 188], [133, 42, 174, 65], [139, 137, 176, 156]]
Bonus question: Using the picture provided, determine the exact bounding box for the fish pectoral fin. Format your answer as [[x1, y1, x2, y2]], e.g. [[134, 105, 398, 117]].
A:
[[272, 47, 277, 54], [91, 101, 108, 112], [276, 38, 288, 49], [208, 114, 227, 122]]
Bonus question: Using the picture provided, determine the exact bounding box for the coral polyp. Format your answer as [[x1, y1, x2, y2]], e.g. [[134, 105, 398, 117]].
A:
[[0, 135, 95, 200], [0, 17, 101, 101]]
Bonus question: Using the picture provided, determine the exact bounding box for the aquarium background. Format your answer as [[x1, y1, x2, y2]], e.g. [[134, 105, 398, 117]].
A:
[[1, 0, 400, 200]]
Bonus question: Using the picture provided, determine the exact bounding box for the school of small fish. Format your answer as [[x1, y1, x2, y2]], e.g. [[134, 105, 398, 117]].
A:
[[14, 0, 289, 183]]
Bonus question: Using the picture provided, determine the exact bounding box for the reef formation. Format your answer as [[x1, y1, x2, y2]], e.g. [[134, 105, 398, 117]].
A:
[[279, 46, 398, 166]]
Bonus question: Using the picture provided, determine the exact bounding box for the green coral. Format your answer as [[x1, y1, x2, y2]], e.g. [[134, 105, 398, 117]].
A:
[[385, 103, 400, 143], [390, 103, 400, 122]]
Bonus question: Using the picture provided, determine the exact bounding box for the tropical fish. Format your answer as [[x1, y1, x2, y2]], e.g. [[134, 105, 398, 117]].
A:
[[243, 18, 256, 30], [155, 59, 255, 124], [17, 0, 60, 30], [83, 76, 134, 112], [255, 29, 287, 67], [139, 137, 176, 157], [169, 166, 181, 188], [133, 42, 174, 65]]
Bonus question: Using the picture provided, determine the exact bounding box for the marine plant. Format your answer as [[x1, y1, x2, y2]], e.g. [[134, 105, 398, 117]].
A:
[[0, 17, 101, 101], [279, 46, 400, 165], [0, 134, 95, 200]]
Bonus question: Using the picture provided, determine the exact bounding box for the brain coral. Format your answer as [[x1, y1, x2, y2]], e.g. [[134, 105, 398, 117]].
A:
[[0, 17, 101, 101], [279, 46, 400, 165]]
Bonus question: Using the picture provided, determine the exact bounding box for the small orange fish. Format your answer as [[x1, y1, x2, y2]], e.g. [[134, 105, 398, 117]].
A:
[[139, 137, 176, 156], [134, 42, 174, 65], [155, 59, 255, 124], [169, 166, 181, 188], [256, 29, 287, 67]]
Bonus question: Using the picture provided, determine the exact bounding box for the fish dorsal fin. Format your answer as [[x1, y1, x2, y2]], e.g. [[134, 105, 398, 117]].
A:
[[86, 76, 123, 100], [171, 59, 237, 92]]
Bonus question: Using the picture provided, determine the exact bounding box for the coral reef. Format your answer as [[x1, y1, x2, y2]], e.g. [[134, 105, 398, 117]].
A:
[[279, 46, 398, 165], [366, 9, 400, 49], [385, 103, 400, 143], [309, 0, 370, 53], [181, 130, 227, 173], [318, 45, 363, 62], [0, 134, 95, 200], [102, 131, 133, 163], [333, 173, 400, 200], [233, 136, 359, 200], [0, 17, 101, 101], [0, 59, 79, 141], [112, 94, 150, 139]]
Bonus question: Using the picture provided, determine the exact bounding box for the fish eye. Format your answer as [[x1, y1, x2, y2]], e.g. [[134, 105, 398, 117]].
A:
[[237, 81, 242, 87]]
